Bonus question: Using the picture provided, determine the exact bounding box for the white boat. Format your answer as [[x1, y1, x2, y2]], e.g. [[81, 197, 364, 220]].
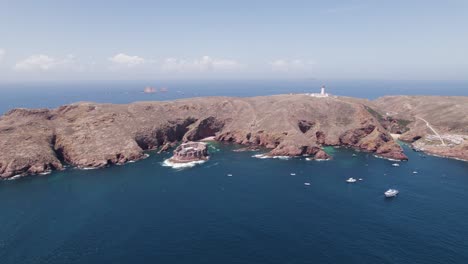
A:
[[290, 173, 296, 176], [227, 174, 233, 177], [346, 177, 357, 183], [412, 171, 418, 174], [304, 182, 311, 186], [392, 163, 400, 167], [358, 178, 363, 181], [384, 189, 399, 197]]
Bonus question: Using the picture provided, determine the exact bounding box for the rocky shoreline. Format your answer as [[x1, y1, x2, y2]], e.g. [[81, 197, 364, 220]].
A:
[[372, 96, 468, 162], [1, 94, 465, 179]]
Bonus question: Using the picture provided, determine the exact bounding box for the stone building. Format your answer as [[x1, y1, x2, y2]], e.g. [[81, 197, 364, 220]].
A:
[[170, 142, 209, 163]]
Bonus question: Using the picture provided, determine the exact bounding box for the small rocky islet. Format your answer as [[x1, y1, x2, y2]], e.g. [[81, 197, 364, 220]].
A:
[[0, 94, 466, 178], [169, 142, 209, 163]]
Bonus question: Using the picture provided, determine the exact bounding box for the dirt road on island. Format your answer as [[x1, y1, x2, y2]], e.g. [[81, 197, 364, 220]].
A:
[[416, 116, 446, 146]]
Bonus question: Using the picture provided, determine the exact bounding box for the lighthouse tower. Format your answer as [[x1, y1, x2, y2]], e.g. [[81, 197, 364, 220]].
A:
[[308, 85, 329, 97], [320, 85, 326, 96]]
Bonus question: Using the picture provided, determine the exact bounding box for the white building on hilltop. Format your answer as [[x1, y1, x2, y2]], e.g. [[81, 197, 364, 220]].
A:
[[308, 85, 329, 97]]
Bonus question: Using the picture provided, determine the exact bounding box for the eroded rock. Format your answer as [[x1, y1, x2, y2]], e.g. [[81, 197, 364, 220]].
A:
[[0, 95, 410, 178], [169, 142, 209, 163]]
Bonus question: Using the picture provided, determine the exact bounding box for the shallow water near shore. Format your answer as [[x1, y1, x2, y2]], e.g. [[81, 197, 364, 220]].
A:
[[1, 143, 467, 264]]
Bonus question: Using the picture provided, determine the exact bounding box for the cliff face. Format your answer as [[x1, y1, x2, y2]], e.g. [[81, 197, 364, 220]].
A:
[[373, 96, 468, 161], [0, 94, 407, 178]]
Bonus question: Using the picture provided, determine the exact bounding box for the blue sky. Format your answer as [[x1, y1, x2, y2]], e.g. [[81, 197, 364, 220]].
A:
[[0, 0, 467, 80]]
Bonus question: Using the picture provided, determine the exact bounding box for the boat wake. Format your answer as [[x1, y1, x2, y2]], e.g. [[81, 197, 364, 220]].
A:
[[373, 155, 403, 162]]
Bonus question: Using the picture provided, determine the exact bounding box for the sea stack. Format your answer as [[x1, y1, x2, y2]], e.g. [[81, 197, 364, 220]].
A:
[[169, 142, 209, 163]]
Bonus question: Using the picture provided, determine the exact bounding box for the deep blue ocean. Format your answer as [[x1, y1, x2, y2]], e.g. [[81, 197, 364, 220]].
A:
[[0, 80, 467, 264]]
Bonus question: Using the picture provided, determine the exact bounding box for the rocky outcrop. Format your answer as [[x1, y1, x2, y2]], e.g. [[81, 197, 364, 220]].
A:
[[169, 142, 209, 163], [0, 109, 63, 178], [380, 117, 411, 134], [0, 94, 409, 178], [183, 117, 225, 141], [314, 150, 330, 160]]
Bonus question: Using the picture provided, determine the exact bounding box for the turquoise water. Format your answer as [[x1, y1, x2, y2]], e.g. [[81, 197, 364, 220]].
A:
[[1, 81, 468, 263], [1, 143, 467, 264]]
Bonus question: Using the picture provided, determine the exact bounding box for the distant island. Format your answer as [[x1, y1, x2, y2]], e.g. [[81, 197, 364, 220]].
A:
[[0, 94, 466, 178], [143, 86, 168, 94], [143, 86, 157, 94]]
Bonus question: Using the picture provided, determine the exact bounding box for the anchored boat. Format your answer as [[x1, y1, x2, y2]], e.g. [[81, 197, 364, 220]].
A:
[[384, 189, 399, 197]]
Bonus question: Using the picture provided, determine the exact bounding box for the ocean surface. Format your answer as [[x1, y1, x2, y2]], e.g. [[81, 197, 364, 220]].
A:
[[0, 79, 467, 114], [0, 80, 467, 264]]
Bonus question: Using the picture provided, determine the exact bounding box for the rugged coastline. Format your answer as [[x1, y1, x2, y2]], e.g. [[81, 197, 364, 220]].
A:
[[372, 96, 468, 162], [0, 94, 466, 179]]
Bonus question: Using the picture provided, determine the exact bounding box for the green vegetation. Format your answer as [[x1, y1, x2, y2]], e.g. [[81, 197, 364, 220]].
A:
[[364, 106, 411, 133], [364, 106, 385, 122], [396, 119, 411, 127], [396, 119, 411, 132]]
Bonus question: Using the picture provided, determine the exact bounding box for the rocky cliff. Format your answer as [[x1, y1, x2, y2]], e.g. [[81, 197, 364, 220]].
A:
[[373, 96, 468, 161], [0, 94, 408, 178]]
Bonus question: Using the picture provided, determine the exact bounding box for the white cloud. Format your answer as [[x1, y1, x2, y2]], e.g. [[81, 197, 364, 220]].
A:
[[14, 55, 55, 71], [14, 54, 78, 71], [161, 56, 242, 73], [270, 59, 316, 72], [0, 49, 5, 61], [109, 53, 145, 67]]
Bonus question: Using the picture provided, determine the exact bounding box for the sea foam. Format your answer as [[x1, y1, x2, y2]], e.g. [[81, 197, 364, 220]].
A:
[[162, 159, 206, 169], [306, 157, 330, 161], [252, 154, 290, 160]]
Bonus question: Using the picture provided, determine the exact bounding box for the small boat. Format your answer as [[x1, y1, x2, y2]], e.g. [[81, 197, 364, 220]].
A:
[[412, 171, 418, 174], [346, 177, 357, 183], [384, 189, 399, 197], [358, 178, 363, 181], [227, 174, 233, 177], [290, 173, 296, 176], [392, 163, 400, 167], [352, 154, 357, 157], [304, 182, 311, 186]]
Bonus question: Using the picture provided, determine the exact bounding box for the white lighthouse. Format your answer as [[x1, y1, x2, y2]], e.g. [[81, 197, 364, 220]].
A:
[[320, 85, 326, 96], [308, 85, 329, 98]]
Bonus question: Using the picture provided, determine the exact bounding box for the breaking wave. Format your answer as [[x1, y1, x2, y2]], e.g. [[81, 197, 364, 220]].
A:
[[162, 159, 206, 169], [306, 157, 330, 161], [252, 154, 290, 160]]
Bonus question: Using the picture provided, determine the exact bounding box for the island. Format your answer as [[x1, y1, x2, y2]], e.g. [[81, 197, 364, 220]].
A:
[[0, 94, 466, 178], [169, 142, 209, 163], [143, 87, 157, 94]]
